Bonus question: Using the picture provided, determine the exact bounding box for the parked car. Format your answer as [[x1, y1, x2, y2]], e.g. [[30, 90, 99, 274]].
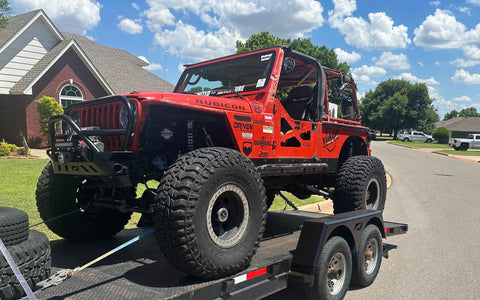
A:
[[398, 130, 433, 143], [449, 133, 480, 151], [369, 129, 377, 140]]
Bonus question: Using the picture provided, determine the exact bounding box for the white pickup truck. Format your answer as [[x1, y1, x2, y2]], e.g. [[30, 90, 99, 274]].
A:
[[398, 130, 433, 143], [449, 133, 480, 151]]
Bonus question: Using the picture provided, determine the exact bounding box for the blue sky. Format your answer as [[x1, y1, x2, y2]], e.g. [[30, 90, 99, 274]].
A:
[[11, 0, 480, 118]]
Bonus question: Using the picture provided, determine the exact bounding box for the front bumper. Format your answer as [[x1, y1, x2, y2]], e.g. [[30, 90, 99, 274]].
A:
[[47, 95, 146, 187]]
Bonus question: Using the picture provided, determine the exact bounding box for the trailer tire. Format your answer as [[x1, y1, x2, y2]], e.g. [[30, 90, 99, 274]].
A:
[[0, 207, 29, 246], [333, 156, 386, 214], [305, 236, 352, 300], [0, 230, 51, 300], [351, 225, 382, 287], [154, 147, 267, 279], [36, 162, 131, 241]]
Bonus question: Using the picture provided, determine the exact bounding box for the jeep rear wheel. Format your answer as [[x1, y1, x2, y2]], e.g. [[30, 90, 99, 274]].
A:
[[333, 156, 387, 214], [154, 147, 267, 279], [36, 162, 131, 241]]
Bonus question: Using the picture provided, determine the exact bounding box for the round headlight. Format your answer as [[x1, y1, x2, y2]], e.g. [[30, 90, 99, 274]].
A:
[[120, 102, 137, 128]]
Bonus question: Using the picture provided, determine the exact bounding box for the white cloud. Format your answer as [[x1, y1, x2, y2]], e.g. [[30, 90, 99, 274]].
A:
[[138, 56, 149, 64], [144, 0, 325, 61], [393, 73, 439, 85], [457, 6, 471, 14], [413, 9, 480, 49], [351, 65, 386, 84], [118, 18, 143, 34], [144, 62, 163, 71], [452, 95, 471, 102], [334, 48, 361, 63], [11, 0, 101, 35], [450, 58, 480, 68], [178, 63, 185, 72], [153, 21, 241, 61], [132, 3, 140, 11], [466, 0, 480, 5], [463, 45, 480, 59], [328, 0, 410, 50], [451, 69, 480, 84], [429, 1, 440, 6], [374, 52, 410, 70]]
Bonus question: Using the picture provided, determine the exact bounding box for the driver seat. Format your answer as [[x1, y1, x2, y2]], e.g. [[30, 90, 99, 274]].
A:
[[284, 86, 313, 120]]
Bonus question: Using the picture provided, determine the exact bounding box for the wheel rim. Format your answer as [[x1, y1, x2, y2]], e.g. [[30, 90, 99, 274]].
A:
[[327, 252, 347, 295], [365, 178, 380, 210], [206, 184, 249, 248], [364, 237, 379, 274]]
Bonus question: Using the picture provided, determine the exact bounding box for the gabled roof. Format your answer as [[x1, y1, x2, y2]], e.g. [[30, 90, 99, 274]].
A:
[[3, 10, 174, 96], [0, 9, 63, 55]]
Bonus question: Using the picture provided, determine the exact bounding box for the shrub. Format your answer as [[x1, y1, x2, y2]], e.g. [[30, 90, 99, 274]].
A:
[[35, 96, 63, 145], [0, 142, 11, 156], [17, 147, 31, 156], [433, 127, 450, 144], [6, 143, 17, 152]]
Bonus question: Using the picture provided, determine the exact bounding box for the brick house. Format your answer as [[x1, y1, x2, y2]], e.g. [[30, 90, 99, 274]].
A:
[[0, 10, 174, 146], [435, 117, 480, 138]]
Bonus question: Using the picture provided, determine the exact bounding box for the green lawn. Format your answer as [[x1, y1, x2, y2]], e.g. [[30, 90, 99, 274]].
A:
[[0, 158, 323, 240], [388, 140, 450, 149], [435, 150, 480, 156]]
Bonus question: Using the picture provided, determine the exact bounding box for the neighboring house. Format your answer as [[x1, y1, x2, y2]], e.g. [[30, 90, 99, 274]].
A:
[[434, 117, 480, 138], [0, 9, 174, 146]]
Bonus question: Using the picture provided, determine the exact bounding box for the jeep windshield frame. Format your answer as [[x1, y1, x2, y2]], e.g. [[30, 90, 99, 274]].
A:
[[174, 50, 277, 96]]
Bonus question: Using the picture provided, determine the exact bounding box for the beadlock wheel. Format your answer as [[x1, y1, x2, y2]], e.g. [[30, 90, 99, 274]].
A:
[[365, 178, 380, 210], [207, 184, 249, 248]]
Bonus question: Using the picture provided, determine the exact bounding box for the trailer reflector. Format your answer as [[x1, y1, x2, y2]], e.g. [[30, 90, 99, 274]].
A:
[[233, 267, 267, 284]]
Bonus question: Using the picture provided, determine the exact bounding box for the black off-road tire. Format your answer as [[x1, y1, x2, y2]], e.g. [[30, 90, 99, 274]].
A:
[[36, 162, 131, 241], [0, 207, 29, 246], [351, 225, 383, 287], [305, 236, 352, 300], [154, 148, 267, 279], [333, 156, 387, 214], [0, 230, 51, 300]]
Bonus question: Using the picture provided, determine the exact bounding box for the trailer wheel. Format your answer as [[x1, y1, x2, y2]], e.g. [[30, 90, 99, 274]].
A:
[[333, 156, 386, 214], [0, 207, 29, 246], [306, 236, 352, 300], [154, 147, 267, 279], [0, 230, 51, 300], [36, 162, 132, 241], [351, 225, 383, 287]]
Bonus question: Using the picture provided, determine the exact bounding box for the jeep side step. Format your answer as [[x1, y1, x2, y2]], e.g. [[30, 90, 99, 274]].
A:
[[257, 163, 328, 176]]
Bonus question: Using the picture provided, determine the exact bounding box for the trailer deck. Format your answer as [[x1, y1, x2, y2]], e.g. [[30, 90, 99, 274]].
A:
[[35, 210, 406, 299]]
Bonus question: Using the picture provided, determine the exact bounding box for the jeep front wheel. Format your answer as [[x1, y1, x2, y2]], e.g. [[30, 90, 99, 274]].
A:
[[36, 162, 132, 241], [154, 148, 267, 279], [333, 156, 387, 214]]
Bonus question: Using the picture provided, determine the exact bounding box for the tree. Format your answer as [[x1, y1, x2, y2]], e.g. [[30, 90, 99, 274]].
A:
[[0, 0, 11, 28], [433, 127, 450, 144], [236, 31, 350, 73], [458, 107, 480, 118], [360, 79, 439, 138], [35, 96, 63, 145], [443, 110, 459, 120]]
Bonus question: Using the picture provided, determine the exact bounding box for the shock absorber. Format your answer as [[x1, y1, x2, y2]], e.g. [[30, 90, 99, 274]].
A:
[[187, 119, 194, 152]]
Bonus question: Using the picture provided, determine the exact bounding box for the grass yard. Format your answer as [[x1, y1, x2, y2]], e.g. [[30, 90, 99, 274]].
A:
[[0, 158, 323, 240], [388, 140, 450, 149], [435, 150, 480, 156]]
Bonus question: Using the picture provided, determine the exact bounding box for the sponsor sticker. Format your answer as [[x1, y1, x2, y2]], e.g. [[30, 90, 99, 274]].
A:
[[256, 78, 266, 88], [242, 132, 253, 139], [263, 125, 273, 134], [261, 54, 272, 61], [161, 128, 174, 140], [264, 113, 273, 123]]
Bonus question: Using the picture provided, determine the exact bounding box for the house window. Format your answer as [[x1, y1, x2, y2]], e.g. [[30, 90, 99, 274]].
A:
[[60, 84, 83, 108]]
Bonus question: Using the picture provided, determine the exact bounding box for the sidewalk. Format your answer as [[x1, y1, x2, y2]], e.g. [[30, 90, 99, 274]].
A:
[[389, 143, 480, 163]]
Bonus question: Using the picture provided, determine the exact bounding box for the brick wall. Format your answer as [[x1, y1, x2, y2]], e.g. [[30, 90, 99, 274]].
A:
[[24, 47, 110, 144]]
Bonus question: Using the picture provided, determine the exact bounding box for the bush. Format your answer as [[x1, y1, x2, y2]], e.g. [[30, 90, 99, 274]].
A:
[[35, 96, 63, 145], [17, 147, 31, 156], [433, 127, 450, 144], [0, 142, 11, 156]]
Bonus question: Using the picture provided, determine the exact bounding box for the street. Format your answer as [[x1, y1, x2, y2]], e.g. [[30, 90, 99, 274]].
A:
[[345, 141, 480, 299]]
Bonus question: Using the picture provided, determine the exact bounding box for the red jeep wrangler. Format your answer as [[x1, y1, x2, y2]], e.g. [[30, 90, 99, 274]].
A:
[[36, 46, 386, 278]]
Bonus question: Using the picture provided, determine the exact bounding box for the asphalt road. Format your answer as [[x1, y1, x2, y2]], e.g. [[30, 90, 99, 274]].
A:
[[345, 141, 480, 300]]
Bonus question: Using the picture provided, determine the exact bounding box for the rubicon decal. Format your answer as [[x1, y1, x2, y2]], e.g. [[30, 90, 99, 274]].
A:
[[196, 99, 246, 111]]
